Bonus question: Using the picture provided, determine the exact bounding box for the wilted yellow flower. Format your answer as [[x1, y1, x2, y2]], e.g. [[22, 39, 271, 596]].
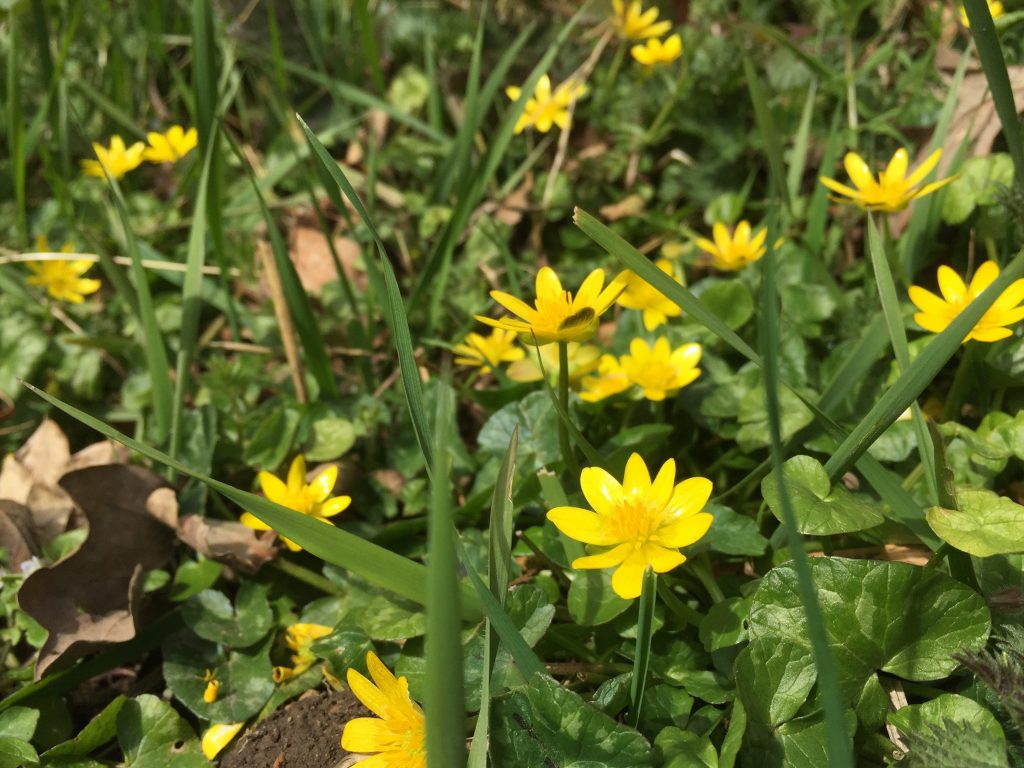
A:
[[26, 239, 101, 304], [960, 1, 1005, 26], [580, 354, 632, 403], [819, 149, 954, 213], [143, 125, 198, 163], [241, 455, 351, 552], [615, 258, 684, 330], [476, 266, 622, 346], [610, 0, 672, 39], [631, 34, 683, 68], [548, 453, 713, 599], [506, 75, 587, 134], [453, 329, 525, 373], [620, 337, 702, 401], [273, 623, 333, 683], [908, 261, 1024, 343], [341, 651, 426, 768], [202, 723, 244, 760], [80, 135, 145, 179], [696, 221, 771, 271], [507, 342, 602, 389], [202, 669, 220, 703]]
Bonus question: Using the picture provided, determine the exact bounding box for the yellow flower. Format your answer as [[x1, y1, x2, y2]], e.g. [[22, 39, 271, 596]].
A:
[[960, 1, 1005, 26], [202, 669, 219, 703], [610, 0, 672, 39], [620, 337, 702, 401], [202, 722, 244, 760], [452, 329, 525, 373], [696, 221, 771, 271], [25, 241, 101, 304], [273, 623, 333, 683], [615, 258, 684, 330], [547, 453, 713, 599], [819, 148, 954, 213], [240, 455, 351, 552], [908, 261, 1024, 343], [80, 135, 145, 179], [143, 124, 198, 164], [341, 651, 426, 768], [476, 266, 622, 346], [506, 342, 602, 389], [505, 75, 587, 134], [580, 354, 632, 403], [630, 34, 683, 68]]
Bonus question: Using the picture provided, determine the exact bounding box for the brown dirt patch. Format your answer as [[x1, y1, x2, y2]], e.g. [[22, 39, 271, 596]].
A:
[[221, 688, 369, 768]]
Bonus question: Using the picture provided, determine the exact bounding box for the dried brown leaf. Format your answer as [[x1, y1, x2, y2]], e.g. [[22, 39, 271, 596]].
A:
[[176, 515, 277, 574]]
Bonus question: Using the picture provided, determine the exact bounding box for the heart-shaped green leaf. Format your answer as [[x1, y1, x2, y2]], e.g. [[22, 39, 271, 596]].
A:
[[927, 488, 1024, 557]]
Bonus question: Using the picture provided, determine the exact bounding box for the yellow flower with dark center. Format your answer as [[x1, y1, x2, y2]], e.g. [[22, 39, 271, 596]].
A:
[[960, 1, 1005, 26], [505, 75, 587, 134], [908, 261, 1024, 343], [240, 455, 351, 552], [630, 34, 683, 68], [273, 623, 333, 683], [202, 723, 244, 760], [80, 135, 145, 179], [819, 148, 954, 213], [695, 221, 770, 271], [143, 125, 198, 164], [452, 329, 525, 373], [506, 342, 602, 389], [610, 0, 672, 39], [615, 258, 684, 330], [341, 651, 426, 768], [476, 266, 623, 346], [26, 237, 101, 304], [580, 354, 632, 403], [619, 337, 702, 401], [547, 453, 713, 599]]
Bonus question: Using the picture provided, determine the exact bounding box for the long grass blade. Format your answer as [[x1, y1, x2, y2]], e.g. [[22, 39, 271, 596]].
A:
[[742, 55, 792, 213], [759, 223, 853, 767]]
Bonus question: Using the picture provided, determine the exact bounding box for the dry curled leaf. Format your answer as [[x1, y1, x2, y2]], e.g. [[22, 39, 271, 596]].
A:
[[18, 465, 177, 679], [0, 500, 41, 569], [176, 515, 277, 574]]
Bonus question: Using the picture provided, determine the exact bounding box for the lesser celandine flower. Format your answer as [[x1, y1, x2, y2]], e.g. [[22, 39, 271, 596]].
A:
[[506, 75, 587, 135], [452, 328, 524, 373], [26, 236, 101, 304], [615, 258, 684, 330], [80, 135, 145, 179], [960, 0, 1004, 27], [241, 455, 351, 552], [202, 722, 244, 760], [580, 355, 632, 402], [341, 651, 425, 768], [621, 337, 702, 401], [696, 221, 771, 271], [819, 148, 954, 213], [507, 341, 602, 388], [610, 0, 672, 39], [273, 623, 333, 683], [476, 266, 622, 345], [548, 453, 713, 599], [908, 261, 1024, 343], [630, 34, 683, 68], [143, 125, 198, 164]]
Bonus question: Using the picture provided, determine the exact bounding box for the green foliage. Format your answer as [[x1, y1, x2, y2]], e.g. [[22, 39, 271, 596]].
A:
[[115, 696, 208, 768], [928, 488, 1024, 557]]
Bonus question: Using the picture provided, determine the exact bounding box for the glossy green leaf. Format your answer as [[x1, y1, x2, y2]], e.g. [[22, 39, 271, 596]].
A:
[[735, 638, 816, 727], [889, 693, 1005, 747], [927, 488, 1024, 557], [182, 582, 273, 648], [116, 695, 209, 768]]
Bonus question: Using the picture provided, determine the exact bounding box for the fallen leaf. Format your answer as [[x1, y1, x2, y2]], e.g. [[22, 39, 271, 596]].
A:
[[0, 501, 41, 569], [599, 194, 645, 221], [18, 465, 177, 679], [288, 226, 365, 296], [176, 516, 277, 574]]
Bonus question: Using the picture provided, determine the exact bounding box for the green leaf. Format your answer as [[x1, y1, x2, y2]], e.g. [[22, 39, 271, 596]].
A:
[[491, 674, 654, 767], [305, 417, 356, 461], [761, 455, 886, 535], [746, 558, 991, 702], [357, 592, 427, 641], [116, 695, 209, 768], [699, 597, 752, 652], [699, 279, 754, 330], [42, 696, 126, 759], [0, 707, 38, 741], [243, 406, 301, 470], [701, 505, 768, 557], [568, 568, 631, 627], [163, 632, 274, 722], [0, 315, 46, 400], [889, 694, 1006, 747], [899, 717, 1010, 768], [655, 727, 717, 768], [0, 737, 38, 768], [311, 623, 375, 679], [479, 392, 560, 473], [182, 582, 273, 647], [941, 154, 1015, 224], [927, 488, 1024, 557], [735, 638, 817, 727]]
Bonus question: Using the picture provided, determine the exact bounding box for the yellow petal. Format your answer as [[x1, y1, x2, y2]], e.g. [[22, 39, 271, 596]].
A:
[[843, 151, 876, 191], [908, 286, 948, 315], [573, 542, 632, 569], [914, 312, 952, 334], [579, 466, 623, 515], [904, 148, 942, 188], [240, 511, 271, 531], [319, 495, 351, 518], [664, 477, 713, 518], [309, 465, 339, 503], [968, 260, 1000, 294], [970, 326, 1014, 342], [883, 148, 909, 185], [654, 511, 713, 548], [650, 459, 676, 508], [347, 667, 391, 719], [491, 290, 538, 323], [259, 471, 290, 507], [547, 507, 619, 545], [622, 453, 652, 496], [202, 723, 244, 760], [341, 717, 400, 753], [610, 551, 649, 599], [937, 266, 967, 304], [287, 455, 307, 491], [643, 544, 686, 573], [819, 175, 861, 199]]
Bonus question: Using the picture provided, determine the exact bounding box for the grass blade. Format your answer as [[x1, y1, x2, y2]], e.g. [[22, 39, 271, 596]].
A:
[[425, 383, 467, 768], [742, 54, 792, 214], [759, 224, 853, 767]]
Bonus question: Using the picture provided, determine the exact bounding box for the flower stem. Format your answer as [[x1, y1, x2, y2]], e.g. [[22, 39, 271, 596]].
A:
[[268, 558, 344, 596], [629, 569, 658, 728], [557, 341, 579, 475], [691, 553, 725, 604]]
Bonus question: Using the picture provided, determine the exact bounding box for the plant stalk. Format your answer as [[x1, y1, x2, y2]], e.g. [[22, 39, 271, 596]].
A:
[[629, 568, 658, 728]]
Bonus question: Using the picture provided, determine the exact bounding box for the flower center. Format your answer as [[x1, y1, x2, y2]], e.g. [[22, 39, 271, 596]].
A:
[[609, 498, 662, 548]]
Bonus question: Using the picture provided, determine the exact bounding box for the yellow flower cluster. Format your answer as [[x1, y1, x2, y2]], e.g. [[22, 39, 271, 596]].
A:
[[272, 623, 333, 683], [81, 125, 197, 179], [582, 337, 702, 403]]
